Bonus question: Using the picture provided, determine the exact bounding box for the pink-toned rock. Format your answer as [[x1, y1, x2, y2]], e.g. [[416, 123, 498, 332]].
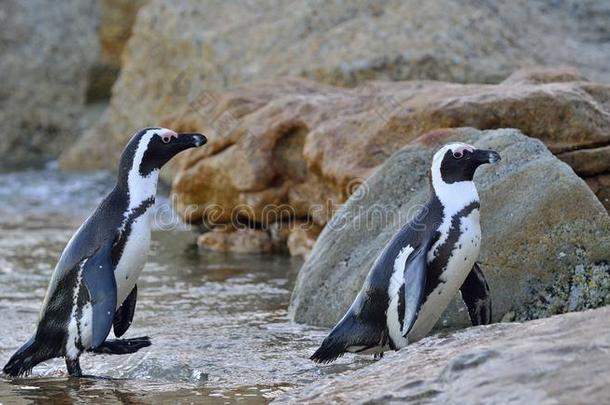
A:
[[165, 72, 610, 229]]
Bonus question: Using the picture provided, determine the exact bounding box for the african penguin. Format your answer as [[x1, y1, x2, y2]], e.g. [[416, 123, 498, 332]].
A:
[[3, 127, 206, 377], [310, 143, 500, 363]]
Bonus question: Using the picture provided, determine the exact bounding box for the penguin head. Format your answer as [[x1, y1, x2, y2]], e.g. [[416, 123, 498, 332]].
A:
[[432, 143, 501, 184], [119, 127, 207, 178]]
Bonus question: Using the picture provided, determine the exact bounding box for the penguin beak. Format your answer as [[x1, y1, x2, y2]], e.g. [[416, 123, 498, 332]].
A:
[[177, 133, 207, 148], [473, 149, 501, 165]]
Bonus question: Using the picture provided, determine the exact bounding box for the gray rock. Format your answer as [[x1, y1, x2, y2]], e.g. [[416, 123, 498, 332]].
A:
[[0, 0, 99, 170], [275, 306, 610, 404], [289, 128, 610, 327]]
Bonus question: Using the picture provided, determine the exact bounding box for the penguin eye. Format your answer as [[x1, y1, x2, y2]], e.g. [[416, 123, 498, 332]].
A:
[[453, 150, 464, 159], [161, 135, 171, 144]]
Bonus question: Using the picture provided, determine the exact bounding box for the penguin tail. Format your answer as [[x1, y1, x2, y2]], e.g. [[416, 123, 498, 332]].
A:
[[3, 337, 48, 377], [89, 336, 151, 355], [310, 313, 385, 364], [310, 332, 347, 364]]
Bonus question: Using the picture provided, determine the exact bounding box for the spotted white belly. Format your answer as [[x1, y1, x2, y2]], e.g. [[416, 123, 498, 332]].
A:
[[114, 210, 152, 306], [386, 245, 415, 347], [65, 258, 94, 355], [406, 209, 481, 344]]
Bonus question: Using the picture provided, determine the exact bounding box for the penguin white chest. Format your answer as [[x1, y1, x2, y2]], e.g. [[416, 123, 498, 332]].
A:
[[114, 210, 152, 306], [406, 208, 481, 344]]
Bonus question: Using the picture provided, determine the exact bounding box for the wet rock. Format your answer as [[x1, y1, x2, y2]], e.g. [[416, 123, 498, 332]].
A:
[[197, 227, 273, 254], [288, 128, 610, 327], [275, 306, 610, 404], [269, 222, 292, 253], [0, 0, 99, 170], [62, 0, 610, 171]]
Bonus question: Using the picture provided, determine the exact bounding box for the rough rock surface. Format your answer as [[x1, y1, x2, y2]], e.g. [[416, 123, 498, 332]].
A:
[[289, 128, 610, 328], [558, 145, 610, 177], [0, 0, 99, 170], [286, 223, 323, 259], [99, 0, 147, 68], [587, 174, 610, 212], [275, 306, 610, 404], [197, 227, 273, 254], [158, 72, 610, 230], [197, 221, 322, 256], [86, 0, 148, 101], [61, 0, 610, 170]]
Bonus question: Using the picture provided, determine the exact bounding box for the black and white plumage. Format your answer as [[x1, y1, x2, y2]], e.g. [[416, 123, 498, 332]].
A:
[[3, 127, 206, 377], [311, 143, 499, 363]]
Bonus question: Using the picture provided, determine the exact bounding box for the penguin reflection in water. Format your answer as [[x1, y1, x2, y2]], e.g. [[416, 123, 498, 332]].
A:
[[311, 143, 501, 363], [3, 128, 207, 377]]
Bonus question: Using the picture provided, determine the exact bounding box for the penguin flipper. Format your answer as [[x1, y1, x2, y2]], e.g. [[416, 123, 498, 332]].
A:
[[82, 238, 117, 348], [401, 240, 432, 336], [113, 285, 137, 338], [460, 262, 492, 326]]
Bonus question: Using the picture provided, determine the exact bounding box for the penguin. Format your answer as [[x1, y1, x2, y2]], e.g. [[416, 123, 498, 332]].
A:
[[3, 127, 207, 377], [310, 143, 500, 363]]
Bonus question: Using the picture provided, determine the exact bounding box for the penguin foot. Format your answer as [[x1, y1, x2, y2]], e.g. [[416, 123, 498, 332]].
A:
[[373, 352, 384, 360], [66, 357, 82, 377], [89, 336, 151, 355]]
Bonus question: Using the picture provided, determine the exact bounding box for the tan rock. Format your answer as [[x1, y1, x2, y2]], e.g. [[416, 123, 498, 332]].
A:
[[86, 0, 148, 101], [163, 73, 610, 228], [287, 223, 323, 259], [197, 227, 272, 254], [558, 145, 610, 176], [99, 0, 148, 67], [266, 221, 323, 257], [62, 0, 610, 171]]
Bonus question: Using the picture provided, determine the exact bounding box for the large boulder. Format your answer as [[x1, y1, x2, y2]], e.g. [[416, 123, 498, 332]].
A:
[[60, 0, 610, 171], [275, 306, 610, 404], [0, 0, 99, 170], [288, 128, 610, 327], [157, 73, 610, 232]]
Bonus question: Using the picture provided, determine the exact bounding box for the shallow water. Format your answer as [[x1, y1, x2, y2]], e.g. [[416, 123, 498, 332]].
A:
[[0, 167, 370, 404]]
